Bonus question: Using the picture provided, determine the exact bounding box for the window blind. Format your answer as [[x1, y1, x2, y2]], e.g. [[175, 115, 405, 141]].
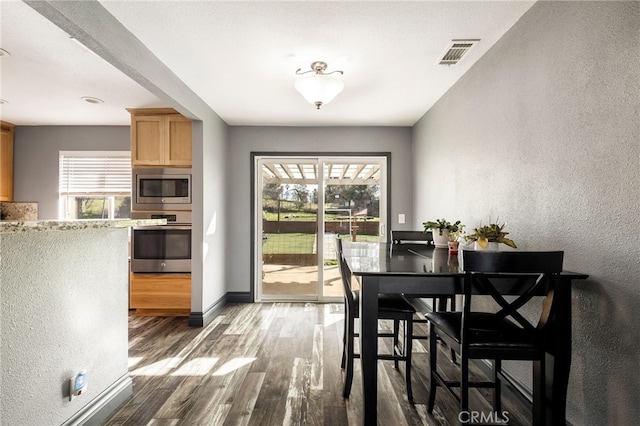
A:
[[59, 151, 131, 195]]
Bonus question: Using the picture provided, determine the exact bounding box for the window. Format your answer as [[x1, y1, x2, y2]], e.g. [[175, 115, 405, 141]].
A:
[[59, 151, 131, 220]]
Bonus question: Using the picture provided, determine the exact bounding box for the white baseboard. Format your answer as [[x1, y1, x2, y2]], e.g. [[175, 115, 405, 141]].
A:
[[61, 373, 133, 426]]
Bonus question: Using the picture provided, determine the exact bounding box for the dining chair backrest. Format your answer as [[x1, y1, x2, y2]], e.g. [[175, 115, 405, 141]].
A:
[[462, 250, 564, 274], [390, 230, 433, 245], [335, 235, 343, 258], [461, 250, 564, 332], [335, 236, 356, 307]]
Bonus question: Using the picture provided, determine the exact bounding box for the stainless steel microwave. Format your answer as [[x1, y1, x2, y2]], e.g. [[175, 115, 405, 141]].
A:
[[132, 168, 192, 211]]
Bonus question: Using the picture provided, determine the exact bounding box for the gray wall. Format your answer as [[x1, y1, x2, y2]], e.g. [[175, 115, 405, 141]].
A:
[[227, 126, 413, 293], [1, 227, 130, 426], [412, 2, 639, 424], [13, 126, 130, 220], [197, 118, 229, 315]]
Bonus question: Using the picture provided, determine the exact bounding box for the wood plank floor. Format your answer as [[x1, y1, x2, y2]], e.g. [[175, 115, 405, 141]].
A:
[[101, 303, 532, 425]]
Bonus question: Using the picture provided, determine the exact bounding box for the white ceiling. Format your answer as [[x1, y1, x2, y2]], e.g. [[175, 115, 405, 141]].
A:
[[0, 1, 535, 127]]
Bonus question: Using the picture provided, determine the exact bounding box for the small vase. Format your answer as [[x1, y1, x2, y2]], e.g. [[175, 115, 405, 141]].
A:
[[474, 241, 499, 251], [448, 240, 459, 254], [431, 229, 449, 248]]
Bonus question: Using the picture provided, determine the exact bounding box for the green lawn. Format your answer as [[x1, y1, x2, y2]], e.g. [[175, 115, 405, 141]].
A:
[[263, 233, 316, 254], [263, 232, 380, 255], [349, 234, 380, 243]]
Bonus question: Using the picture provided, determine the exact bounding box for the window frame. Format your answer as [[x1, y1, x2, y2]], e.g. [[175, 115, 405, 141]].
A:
[[58, 150, 132, 220]]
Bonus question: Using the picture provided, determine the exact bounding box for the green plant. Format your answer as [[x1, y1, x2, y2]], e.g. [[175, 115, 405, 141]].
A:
[[465, 222, 517, 248], [447, 223, 466, 242], [422, 218, 464, 236]]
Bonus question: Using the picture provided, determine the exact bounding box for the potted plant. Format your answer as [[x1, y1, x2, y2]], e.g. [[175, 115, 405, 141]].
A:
[[447, 223, 465, 254], [465, 222, 517, 250], [423, 218, 464, 248]]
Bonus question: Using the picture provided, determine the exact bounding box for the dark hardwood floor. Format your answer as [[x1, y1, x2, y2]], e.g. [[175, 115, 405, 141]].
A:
[[102, 303, 532, 425]]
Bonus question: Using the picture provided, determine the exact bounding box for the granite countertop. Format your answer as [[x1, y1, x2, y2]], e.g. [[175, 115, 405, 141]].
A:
[[0, 219, 167, 234]]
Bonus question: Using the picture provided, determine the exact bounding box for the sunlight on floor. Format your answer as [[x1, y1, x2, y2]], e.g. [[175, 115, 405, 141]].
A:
[[130, 356, 257, 377], [212, 357, 256, 376], [323, 303, 343, 328], [171, 357, 220, 376], [128, 356, 143, 369], [131, 357, 183, 376]]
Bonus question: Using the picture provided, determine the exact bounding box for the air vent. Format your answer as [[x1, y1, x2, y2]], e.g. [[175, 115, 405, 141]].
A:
[[438, 39, 480, 66]]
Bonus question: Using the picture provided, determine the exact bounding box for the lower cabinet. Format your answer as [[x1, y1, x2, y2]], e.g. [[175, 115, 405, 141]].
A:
[[129, 273, 191, 316]]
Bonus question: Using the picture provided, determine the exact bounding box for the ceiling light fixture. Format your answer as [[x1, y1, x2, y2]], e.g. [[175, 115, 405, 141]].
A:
[[81, 96, 104, 104], [295, 61, 344, 109]]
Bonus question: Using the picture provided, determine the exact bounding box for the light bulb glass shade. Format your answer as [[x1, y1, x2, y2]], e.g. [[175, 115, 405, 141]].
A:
[[295, 74, 344, 106]]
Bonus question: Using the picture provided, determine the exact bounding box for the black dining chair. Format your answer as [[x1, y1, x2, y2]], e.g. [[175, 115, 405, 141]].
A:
[[336, 236, 416, 401], [390, 229, 434, 246], [426, 250, 564, 422], [390, 230, 457, 360]]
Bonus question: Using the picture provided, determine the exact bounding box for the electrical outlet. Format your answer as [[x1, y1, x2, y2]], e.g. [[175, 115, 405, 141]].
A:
[[398, 214, 405, 224], [69, 371, 88, 401]]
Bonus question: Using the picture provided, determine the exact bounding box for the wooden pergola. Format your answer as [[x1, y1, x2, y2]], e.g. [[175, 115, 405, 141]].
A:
[[261, 162, 381, 185]]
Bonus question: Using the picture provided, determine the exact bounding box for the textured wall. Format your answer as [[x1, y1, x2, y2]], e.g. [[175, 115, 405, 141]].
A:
[[13, 126, 130, 220], [227, 126, 413, 293], [412, 2, 640, 424], [0, 228, 130, 425]]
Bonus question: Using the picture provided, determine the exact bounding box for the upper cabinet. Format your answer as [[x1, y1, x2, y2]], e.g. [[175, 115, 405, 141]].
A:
[[0, 121, 15, 202], [128, 108, 192, 167]]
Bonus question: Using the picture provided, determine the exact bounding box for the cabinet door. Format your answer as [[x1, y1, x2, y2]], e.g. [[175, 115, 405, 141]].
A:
[[129, 273, 191, 310], [0, 128, 13, 201], [131, 115, 165, 166], [165, 115, 192, 166]]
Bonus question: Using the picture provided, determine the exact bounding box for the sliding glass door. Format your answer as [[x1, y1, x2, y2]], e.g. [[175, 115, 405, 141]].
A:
[[255, 156, 387, 302]]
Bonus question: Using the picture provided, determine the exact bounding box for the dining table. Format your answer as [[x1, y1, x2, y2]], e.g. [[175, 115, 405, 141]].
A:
[[341, 241, 589, 425]]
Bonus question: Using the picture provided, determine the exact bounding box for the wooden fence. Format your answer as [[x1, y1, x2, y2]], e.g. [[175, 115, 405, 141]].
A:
[[262, 220, 379, 235]]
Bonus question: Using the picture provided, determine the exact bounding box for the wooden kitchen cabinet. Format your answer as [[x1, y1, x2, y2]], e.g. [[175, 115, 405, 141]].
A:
[[0, 121, 14, 202], [129, 273, 191, 316], [128, 108, 192, 167]]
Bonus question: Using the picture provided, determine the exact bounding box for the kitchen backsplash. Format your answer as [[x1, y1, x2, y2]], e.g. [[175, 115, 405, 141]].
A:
[[0, 202, 38, 221]]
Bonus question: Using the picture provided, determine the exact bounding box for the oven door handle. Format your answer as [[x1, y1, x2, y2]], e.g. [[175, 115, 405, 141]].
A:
[[133, 226, 192, 231]]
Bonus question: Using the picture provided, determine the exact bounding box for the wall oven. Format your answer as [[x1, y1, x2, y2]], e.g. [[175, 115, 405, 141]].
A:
[[131, 211, 191, 273], [132, 168, 192, 211]]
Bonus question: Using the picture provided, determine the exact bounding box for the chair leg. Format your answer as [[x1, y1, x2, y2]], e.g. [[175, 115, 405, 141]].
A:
[[493, 359, 502, 412], [427, 322, 438, 413], [393, 319, 400, 369], [461, 351, 469, 415], [405, 318, 414, 402], [343, 312, 355, 398], [532, 357, 546, 425], [449, 297, 457, 364]]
